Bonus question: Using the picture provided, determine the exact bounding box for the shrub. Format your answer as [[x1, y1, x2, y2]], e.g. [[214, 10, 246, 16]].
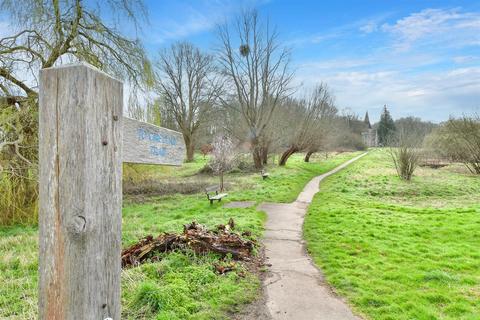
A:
[[389, 146, 420, 181], [388, 129, 421, 181], [425, 115, 480, 174]]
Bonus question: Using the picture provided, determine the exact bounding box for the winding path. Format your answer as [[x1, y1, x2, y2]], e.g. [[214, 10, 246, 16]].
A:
[[258, 153, 367, 320]]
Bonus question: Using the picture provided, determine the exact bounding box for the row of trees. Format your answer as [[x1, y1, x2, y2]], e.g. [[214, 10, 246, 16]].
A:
[[149, 12, 366, 168], [376, 106, 438, 148]]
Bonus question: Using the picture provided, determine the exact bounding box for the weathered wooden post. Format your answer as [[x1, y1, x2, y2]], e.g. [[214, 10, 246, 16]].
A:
[[38, 63, 186, 319], [39, 63, 123, 319]]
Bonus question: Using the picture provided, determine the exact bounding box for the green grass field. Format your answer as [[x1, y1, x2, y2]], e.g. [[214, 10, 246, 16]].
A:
[[305, 150, 480, 320], [0, 151, 359, 319]]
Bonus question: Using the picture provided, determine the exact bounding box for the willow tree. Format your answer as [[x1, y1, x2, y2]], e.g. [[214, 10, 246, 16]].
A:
[[156, 42, 221, 162], [0, 0, 152, 224], [217, 10, 293, 168]]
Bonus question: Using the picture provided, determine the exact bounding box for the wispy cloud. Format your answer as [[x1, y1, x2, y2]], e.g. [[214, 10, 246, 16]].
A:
[[154, 7, 215, 43], [381, 8, 480, 51], [288, 12, 392, 47], [146, 0, 269, 44], [453, 55, 479, 64], [359, 22, 378, 34]]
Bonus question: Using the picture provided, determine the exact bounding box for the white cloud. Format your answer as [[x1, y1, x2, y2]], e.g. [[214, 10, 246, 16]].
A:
[[381, 8, 480, 51]]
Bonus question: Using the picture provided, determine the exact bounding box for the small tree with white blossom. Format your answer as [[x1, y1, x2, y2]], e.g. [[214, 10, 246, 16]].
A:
[[209, 136, 236, 191]]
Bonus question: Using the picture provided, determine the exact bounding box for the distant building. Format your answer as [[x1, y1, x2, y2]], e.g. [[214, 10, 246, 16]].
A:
[[361, 111, 378, 147]]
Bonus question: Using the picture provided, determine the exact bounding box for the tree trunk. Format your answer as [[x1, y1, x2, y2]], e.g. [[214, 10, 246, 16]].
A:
[[304, 151, 314, 162], [252, 150, 263, 169], [251, 138, 263, 169], [279, 146, 297, 166], [261, 146, 268, 165], [220, 172, 224, 192], [183, 134, 195, 162]]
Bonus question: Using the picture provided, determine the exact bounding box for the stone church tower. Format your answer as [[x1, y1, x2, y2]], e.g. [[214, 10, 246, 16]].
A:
[[361, 111, 378, 147]]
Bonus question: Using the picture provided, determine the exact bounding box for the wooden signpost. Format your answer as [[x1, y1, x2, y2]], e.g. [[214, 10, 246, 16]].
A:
[[38, 63, 185, 320]]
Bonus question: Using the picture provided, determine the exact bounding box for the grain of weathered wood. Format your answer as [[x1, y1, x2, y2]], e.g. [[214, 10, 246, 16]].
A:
[[39, 63, 123, 320], [122, 117, 185, 165]]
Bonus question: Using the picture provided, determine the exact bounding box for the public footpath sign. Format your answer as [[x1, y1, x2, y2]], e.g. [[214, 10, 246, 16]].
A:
[[38, 63, 185, 320], [122, 117, 185, 165]]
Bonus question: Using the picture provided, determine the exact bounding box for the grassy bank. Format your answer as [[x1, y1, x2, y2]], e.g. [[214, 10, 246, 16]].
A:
[[304, 150, 480, 319], [0, 151, 359, 319]]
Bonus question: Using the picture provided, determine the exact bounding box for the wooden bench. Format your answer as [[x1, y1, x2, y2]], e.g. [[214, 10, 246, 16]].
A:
[[261, 169, 270, 180], [205, 186, 228, 205]]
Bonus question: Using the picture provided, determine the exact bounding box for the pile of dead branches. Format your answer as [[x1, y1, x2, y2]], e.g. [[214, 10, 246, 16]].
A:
[[121, 219, 255, 268]]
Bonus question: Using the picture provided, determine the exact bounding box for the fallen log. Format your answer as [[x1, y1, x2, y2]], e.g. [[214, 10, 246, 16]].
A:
[[121, 219, 255, 268]]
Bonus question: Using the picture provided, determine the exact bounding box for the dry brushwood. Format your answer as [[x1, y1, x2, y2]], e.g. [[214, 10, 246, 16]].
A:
[[121, 219, 255, 268]]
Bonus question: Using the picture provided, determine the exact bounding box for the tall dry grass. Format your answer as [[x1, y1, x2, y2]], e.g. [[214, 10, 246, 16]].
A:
[[0, 172, 38, 226]]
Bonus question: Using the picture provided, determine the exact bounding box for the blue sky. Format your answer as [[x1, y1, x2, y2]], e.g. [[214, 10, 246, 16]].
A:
[[139, 0, 480, 123], [2, 1, 477, 122]]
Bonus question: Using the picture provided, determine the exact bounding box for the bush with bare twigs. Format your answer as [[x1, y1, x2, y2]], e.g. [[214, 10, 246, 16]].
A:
[[425, 115, 480, 174], [388, 130, 421, 181]]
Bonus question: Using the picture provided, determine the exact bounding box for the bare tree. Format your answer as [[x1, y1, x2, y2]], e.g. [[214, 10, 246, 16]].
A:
[[156, 42, 221, 162], [209, 135, 236, 191], [217, 10, 293, 168], [279, 84, 337, 165]]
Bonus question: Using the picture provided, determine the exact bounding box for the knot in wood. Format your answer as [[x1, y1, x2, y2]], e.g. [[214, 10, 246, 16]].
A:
[[68, 215, 86, 235]]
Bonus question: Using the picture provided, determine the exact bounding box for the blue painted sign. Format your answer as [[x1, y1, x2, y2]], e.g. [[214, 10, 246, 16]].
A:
[[122, 117, 186, 165]]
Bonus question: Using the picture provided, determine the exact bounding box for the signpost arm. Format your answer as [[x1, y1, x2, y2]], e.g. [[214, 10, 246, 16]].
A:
[[38, 63, 123, 319]]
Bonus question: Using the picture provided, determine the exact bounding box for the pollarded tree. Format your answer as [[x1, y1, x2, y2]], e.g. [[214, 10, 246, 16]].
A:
[[279, 84, 337, 166], [156, 42, 222, 162], [377, 105, 396, 146], [217, 10, 293, 168]]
